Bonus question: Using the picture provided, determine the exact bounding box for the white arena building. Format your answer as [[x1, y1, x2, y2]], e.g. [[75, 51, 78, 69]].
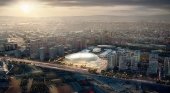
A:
[[63, 52, 107, 72]]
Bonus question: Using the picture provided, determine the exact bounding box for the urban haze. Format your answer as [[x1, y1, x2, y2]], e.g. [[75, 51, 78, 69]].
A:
[[0, 0, 170, 93]]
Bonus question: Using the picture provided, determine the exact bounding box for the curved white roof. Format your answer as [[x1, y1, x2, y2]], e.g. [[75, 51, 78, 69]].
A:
[[64, 52, 108, 72], [65, 52, 99, 61]]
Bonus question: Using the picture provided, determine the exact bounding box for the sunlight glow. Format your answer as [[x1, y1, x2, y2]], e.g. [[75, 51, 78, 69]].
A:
[[19, 2, 34, 13]]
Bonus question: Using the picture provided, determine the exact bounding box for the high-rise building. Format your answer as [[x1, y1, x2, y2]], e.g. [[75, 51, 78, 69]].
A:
[[69, 38, 77, 51], [57, 45, 64, 57], [70, 38, 82, 52], [0, 44, 5, 52], [119, 55, 128, 70], [131, 56, 138, 71], [130, 50, 140, 71], [164, 57, 170, 76], [14, 50, 22, 58], [4, 43, 18, 51], [29, 39, 41, 59], [134, 50, 141, 62], [100, 31, 106, 44], [107, 51, 118, 69], [39, 47, 46, 61], [147, 54, 159, 74], [77, 40, 83, 51], [49, 47, 57, 60]]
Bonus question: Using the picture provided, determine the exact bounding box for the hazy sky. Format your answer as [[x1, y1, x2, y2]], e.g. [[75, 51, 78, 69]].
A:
[[0, 0, 170, 17]]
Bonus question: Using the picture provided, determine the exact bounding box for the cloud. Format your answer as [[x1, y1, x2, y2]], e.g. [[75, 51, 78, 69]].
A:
[[0, 0, 169, 12], [0, 0, 169, 17], [41, 0, 170, 9], [0, 0, 170, 9]]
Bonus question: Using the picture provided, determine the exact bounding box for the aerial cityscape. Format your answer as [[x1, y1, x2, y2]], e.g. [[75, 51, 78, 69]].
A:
[[0, 0, 170, 93]]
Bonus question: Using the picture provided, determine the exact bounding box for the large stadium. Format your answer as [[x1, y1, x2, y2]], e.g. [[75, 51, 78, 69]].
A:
[[63, 52, 107, 72]]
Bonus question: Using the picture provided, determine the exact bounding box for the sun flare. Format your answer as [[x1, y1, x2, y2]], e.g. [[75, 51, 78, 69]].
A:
[[20, 3, 33, 13]]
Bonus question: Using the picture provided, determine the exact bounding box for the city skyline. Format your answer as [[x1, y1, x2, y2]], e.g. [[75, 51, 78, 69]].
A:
[[0, 0, 170, 93]]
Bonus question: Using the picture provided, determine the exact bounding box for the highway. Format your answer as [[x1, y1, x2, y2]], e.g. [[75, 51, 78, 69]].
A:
[[0, 56, 89, 74], [0, 56, 157, 85]]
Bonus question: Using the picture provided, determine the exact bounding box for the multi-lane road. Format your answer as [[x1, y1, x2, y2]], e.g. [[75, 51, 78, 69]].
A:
[[0, 56, 89, 74], [1, 56, 170, 93], [0, 56, 156, 84]]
